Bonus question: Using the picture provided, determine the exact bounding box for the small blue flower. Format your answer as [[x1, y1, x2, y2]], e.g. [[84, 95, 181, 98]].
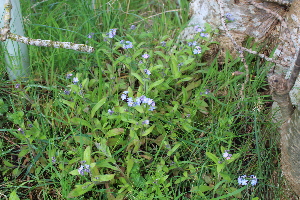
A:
[[64, 89, 71, 95], [123, 41, 133, 49], [249, 175, 258, 186], [130, 25, 136, 30], [142, 54, 150, 59], [193, 46, 202, 54], [161, 41, 166, 47], [51, 156, 56, 164], [78, 163, 91, 175], [225, 13, 235, 22], [121, 93, 127, 100], [149, 106, 156, 111], [142, 120, 150, 125], [66, 73, 73, 79], [188, 41, 197, 46], [87, 32, 95, 39], [17, 128, 24, 134], [73, 77, 79, 84], [200, 33, 209, 38], [108, 28, 117, 38], [144, 69, 151, 75], [194, 25, 204, 33], [238, 175, 248, 185], [15, 84, 20, 89], [108, 109, 114, 115]]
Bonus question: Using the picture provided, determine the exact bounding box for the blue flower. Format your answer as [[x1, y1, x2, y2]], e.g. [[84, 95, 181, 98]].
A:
[[123, 41, 133, 49], [142, 120, 150, 125], [87, 32, 95, 39], [108, 28, 117, 38], [73, 77, 79, 84], [194, 25, 204, 33], [188, 41, 197, 46], [142, 54, 150, 59], [200, 33, 209, 38], [108, 109, 114, 115], [64, 89, 71, 95], [238, 175, 248, 185], [15, 84, 20, 89], [144, 69, 151, 75], [193, 46, 202, 54], [225, 13, 235, 22], [161, 41, 166, 47], [121, 93, 127, 100], [130, 25, 136, 30], [66, 73, 73, 79], [78, 163, 91, 175], [249, 175, 258, 186]]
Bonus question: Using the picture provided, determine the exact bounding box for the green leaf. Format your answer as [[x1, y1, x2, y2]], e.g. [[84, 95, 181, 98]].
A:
[[126, 158, 134, 176], [106, 128, 124, 138], [167, 143, 181, 156], [90, 97, 106, 118], [148, 79, 164, 91], [206, 152, 219, 164], [91, 174, 115, 182], [70, 118, 92, 129], [176, 77, 193, 84], [131, 73, 144, 85], [67, 182, 95, 198], [84, 146, 91, 164], [9, 190, 20, 200], [61, 99, 75, 109], [141, 125, 155, 136]]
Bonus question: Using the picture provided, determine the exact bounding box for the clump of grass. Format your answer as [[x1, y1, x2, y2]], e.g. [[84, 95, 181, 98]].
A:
[[0, 0, 293, 199]]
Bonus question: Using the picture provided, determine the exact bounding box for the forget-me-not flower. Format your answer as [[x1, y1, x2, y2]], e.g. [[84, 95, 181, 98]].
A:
[[238, 175, 248, 185], [193, 46, 202, 54], [142, 54, 150, 59], [108, 29, 117, 38], [73, 77, 79, 84], [144, 69, 151, 75]]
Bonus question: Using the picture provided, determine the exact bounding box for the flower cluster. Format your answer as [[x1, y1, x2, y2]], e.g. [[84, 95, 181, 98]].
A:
[[108, 28, 117, 38], [120, 40, 133, 49], [194, 25, 209, 38], [238, 175, 258, 186], [222, 150, 232, 160], [78, 161, 91, 175], [193, 46, 202, 55], [188, 41, 197, 47], [121, 91, 156, 111]]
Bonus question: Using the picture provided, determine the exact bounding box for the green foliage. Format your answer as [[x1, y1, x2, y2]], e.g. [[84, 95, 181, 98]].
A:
[[0, 0, 289, 199]]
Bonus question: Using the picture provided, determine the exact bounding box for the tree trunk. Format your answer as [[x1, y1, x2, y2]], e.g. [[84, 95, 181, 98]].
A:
[[180, 0, 300, 196]]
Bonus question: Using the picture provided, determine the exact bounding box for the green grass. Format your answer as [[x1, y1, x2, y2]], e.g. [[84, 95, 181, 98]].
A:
[[0, 0, 296, 199]]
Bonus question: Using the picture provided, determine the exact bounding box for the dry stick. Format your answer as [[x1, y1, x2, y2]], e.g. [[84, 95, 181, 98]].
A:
[[217, 0, 250, 98], [0, 0, 94, 53]]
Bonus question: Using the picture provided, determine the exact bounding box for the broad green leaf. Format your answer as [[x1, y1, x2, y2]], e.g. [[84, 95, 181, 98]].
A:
[[106, 128, 124, 138], [67, 182, 95, 198], [141, 125, 155, 136], [92, 174, 115, 182], [70, 118, 92, 129], [90, 97, 106, 118], [83, 146, 91, 164], [206, 152, 219, 164], [126, 158, 134, 176], [61, 99, 75, 109], [148, 79, 164, 91], [167, 143, 181, 156], [131, 73, 144, 85], [9, 190, 20, 200], [176, 77, 193, 84]]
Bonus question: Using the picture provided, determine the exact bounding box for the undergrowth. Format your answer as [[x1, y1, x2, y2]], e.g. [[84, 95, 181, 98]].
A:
[[0, 0, 291, 199]]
